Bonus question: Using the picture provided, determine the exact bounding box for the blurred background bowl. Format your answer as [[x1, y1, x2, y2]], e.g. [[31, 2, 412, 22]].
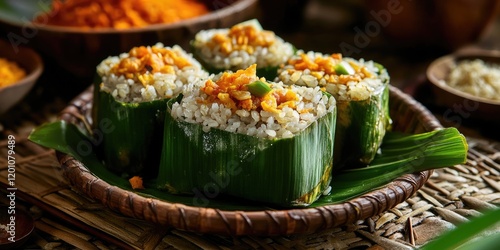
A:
[[0, 39, 43, 115], [426, 48, 500, 122], [0, 205, 35, 249], [0, 0, 258, 77], [364, 0, 500, 50]]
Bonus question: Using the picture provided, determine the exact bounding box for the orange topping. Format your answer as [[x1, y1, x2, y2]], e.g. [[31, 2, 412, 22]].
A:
[[202, 64, 257, 98], [129, 176, 145, 190], [289, 53, 339, 75], [260, 94, 278, 113], [287, 53, 374, 84], [207, 24, 276, 55], [259, 90, 298, 113], [201, 64, 298, 113], [110, 46, 191, 85], [34, 0, 209, 29]]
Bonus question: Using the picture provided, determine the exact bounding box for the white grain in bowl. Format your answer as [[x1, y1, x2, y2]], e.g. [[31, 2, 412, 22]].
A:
[[443, 59, 500, 101]]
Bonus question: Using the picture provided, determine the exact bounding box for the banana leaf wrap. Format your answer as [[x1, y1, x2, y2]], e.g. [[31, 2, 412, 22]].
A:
[[277, 53, 392, 168], [191, 43, 282, 80], [189, 19, 295, 80], [334, 77, 392, 168], [158, 96, 337, 207], [92, 89, 168, 177]]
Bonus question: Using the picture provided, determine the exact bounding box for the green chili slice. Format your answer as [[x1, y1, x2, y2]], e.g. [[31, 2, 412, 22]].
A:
[[247, 80, 272, 97]]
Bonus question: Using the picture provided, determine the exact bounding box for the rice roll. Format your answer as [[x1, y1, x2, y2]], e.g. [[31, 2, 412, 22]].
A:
[[158, 64, 337, 207], [191, 19, 295, 80], [278, 51, 391, 168], [94, 43, 208, 177]]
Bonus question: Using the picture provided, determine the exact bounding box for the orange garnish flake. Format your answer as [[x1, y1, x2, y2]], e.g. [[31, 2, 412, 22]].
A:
[[287, 53, 374, 84], [110, 45, 191, 86], [299, 108, 312, 114], [201, 64, 257, 101], [201, 64, 299, 113], [289, 53, 338, 75], [208, 24, 275, 55], [265, 89, 298, 113], [129, 176, 145, 190]]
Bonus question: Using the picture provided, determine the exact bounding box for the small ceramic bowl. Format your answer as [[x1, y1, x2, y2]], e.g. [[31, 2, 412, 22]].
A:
[[426, 48, 500, 122], [0, 205, 35, 249], [0, 39, 43, 115]]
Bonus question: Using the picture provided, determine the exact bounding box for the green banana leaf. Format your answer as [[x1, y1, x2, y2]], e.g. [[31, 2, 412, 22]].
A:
[[158, 97, 336, 207], [0, 0, 46, 24], [28, 121, 467, 210], [278, 58, 392, 169], [420, 207, 500, 250], [28, 120, 267, 210], [92, 90, 169, 178], [189, 18, 296, 81], [190, 42, 282, 80], [333, 70, 392, 169], [315, 127, 467, 205]]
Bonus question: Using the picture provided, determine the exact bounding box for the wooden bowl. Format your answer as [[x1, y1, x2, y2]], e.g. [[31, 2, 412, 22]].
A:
[[426, 49, 500, 122], [0, 0, 258, 77], [364, 0, 500, 50], [0, 39, 43, 115], [56, 85, 441, 236], [0, 205, 35, 249]]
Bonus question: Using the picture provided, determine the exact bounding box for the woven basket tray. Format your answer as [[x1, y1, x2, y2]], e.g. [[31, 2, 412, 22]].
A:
[[57, 85, 442, 236]]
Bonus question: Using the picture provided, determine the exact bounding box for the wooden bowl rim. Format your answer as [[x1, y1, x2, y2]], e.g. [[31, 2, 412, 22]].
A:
[[426, 49, 500, 106], [0, 205, 35, 246], [57, 85, 440, 236], [0, 0, 258, 34]]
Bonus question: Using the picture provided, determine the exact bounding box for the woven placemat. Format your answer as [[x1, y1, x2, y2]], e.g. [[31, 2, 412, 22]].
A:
[[1, 107, 499, 249]]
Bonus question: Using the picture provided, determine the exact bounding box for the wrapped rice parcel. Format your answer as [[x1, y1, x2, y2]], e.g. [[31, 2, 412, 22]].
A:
[[278, 51, 392, 168], [191, 19, 295, 80], [158, 64, 336, 207], [94, 43, 208, 177]]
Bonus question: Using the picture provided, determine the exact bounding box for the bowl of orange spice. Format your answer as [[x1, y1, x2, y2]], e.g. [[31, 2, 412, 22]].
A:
[[0, 0, 258, 77], [0, 39, 43, 115]]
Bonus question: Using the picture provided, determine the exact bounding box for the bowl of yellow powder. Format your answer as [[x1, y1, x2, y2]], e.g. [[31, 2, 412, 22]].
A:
[[0, 39, 43, 115]]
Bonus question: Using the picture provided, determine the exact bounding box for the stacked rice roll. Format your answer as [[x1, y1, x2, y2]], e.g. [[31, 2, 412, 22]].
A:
[[158, 64, 337, 207], [94, 43, 208, 177], [278, 51, 391, 168], [191, 19, 295, 80]]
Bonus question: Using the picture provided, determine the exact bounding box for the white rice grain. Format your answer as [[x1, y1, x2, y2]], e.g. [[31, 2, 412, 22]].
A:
[[192, 29, 294, 71], [97, 43, 208, 103], [444, 59, 500, 101], [172, 80, 336, 139], [278, 51, 389, 102]]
